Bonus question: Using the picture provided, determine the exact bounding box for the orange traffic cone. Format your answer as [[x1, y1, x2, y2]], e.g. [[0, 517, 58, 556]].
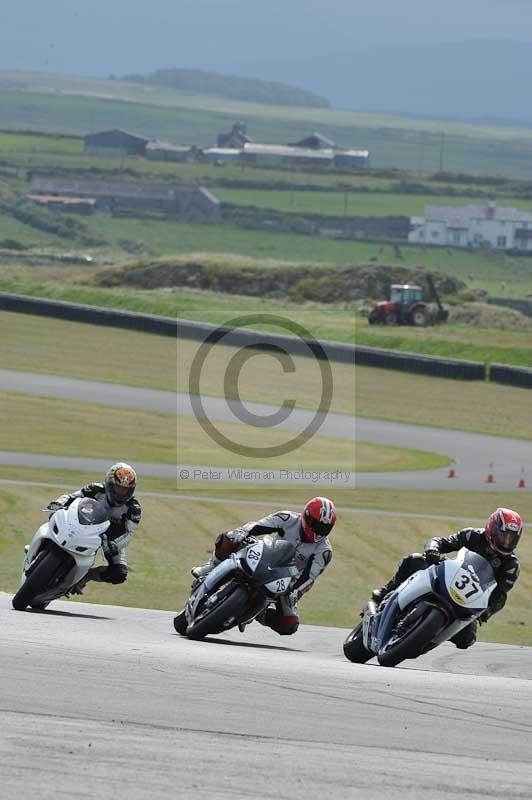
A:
[[486, 463, 495, 484], [518, 468, 526, 489], [448, 467, 456, 478]]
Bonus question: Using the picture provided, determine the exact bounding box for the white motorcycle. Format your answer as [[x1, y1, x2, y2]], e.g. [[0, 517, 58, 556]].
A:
[[344, 547, 497, 667], [12, 498, 110, 611]]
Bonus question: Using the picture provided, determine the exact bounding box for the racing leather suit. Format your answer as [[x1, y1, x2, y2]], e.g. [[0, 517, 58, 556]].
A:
[[377, 527, 520, 649], [54, 483, 142, 584], [207, 510, 332, 635]]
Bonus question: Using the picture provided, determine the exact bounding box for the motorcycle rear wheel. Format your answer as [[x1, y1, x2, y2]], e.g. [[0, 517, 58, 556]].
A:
[[343, 622, 373, 664], [12, 549, 66, 611], [377, 606, 446, 667], [186, 585, 250, 640]]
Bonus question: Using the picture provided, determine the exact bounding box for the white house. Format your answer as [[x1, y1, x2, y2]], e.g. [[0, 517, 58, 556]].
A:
[[408, 202, 532, 251]]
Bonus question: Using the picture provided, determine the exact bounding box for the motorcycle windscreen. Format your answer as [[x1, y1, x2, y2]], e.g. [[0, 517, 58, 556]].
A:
[[77, 499, 109, 526], [444, 548, 496, 611], [241, 538, 297, 582]]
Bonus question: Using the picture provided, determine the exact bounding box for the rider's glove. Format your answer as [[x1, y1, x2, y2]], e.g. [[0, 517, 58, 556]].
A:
[[102, 532, 130, 558], [425, 548, 442, 565], [288, 590, 300, 607]]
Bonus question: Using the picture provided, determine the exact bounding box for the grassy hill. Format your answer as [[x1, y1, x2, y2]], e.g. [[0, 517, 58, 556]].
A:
[[2, 70, 532, 176]]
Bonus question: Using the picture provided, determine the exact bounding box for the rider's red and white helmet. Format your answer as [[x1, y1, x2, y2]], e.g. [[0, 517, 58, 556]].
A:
[[301, 497, 336, 543], [485, 508, 522, 556]]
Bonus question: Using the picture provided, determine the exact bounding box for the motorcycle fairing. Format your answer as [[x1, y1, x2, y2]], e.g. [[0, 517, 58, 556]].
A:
[[21, 499, 110, 604], [441, 548, 496, 615]]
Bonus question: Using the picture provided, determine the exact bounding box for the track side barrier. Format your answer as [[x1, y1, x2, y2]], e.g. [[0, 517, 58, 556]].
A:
[[355, 345, 486, 381], [490, 363, 532, 389], [0, 292, 355, 364], [4, 293, 529, 384]]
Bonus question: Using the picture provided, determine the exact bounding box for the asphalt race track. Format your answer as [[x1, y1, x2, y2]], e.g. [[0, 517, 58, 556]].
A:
[[2, 369, 532, 490], [1, 594, 532, 800]]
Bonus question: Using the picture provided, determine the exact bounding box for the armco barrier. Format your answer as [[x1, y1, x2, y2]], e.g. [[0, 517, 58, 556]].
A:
[[355, 345, 486, 381], [490, 363, 532, 389], [0, 292, 355, 364]]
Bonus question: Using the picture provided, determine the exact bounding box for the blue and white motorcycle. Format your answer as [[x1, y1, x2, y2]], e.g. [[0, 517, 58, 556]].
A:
[[174, 536, 299, 640], [344, 547, 497, 667]]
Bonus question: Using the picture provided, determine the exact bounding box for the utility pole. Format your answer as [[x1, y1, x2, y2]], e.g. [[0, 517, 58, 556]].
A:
[[439, 131, 445, 172], [418, 132, 425, 173]]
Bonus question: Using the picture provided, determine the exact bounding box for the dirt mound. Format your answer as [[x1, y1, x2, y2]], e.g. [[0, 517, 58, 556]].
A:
[[95, 259, 464, 305]]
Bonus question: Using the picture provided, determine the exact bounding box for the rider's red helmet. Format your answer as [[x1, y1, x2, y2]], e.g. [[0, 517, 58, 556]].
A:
[[301, 497, 336, 543], [485, 508, 522, 556]]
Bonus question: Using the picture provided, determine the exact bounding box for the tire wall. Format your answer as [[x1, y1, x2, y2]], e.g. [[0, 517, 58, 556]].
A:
[[355, 345, 486, 381], [489, 363, 532, 389]]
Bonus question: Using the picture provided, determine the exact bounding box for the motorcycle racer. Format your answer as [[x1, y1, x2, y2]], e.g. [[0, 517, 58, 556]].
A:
[[191, 497, 336, 635], [47, 463, 141, 593], [371, 507, 522, 649]]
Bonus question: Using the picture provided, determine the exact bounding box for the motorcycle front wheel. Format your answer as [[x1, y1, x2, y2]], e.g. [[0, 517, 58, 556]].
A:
[[343, 622, 373, 664], [377, 606, 446, 668], [173, 609, 188, 635], [186, 584, 251, 640], [12, 549, 66, 611]]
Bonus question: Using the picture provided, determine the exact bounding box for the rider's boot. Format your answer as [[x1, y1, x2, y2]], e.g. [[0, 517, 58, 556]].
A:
[[371, 576, 398, 606], [191, 555, 219, 580], [68, 567, 106, 596]]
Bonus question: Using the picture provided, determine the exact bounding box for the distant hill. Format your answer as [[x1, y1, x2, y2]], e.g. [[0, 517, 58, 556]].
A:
[[120, 68, 330, 109], [242, 39, 532, 122]]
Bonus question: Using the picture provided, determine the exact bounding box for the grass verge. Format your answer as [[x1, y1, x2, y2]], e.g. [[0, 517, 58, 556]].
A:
[[0, 311, 356, 414], [2, 391, 357, 470], [355, 366, 532, 440], [0, 392, 452, 473]]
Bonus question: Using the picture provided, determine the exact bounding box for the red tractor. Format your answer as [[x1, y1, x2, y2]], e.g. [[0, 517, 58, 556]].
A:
[[368, 277, 448, 327]]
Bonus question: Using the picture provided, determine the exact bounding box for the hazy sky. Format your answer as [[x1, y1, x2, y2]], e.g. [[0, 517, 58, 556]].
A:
[[2, 0, 532, 78]]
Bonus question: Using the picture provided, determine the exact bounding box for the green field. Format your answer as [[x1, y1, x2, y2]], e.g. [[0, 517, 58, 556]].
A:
[[1, 122, 532, 309], [5, 312, 532, 436], [0, 392, 355, 471], [1, 201, 531, 300], [2, 70, 532, 177], [3, 130, 532, 203], [355, 365, 532, 439], [4, 272, 532, 366], [0, 279, 357, 343], [217, 187, 532, 217]]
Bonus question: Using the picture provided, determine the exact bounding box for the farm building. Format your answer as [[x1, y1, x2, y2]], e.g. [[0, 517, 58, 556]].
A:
[[25, 194, 96, 214], [408, 202, 532, 251], [28, 176, 220, 219], [202, 148, 243, 165], [146, 141, 198, 162], [290, 132, 336, 150], [217, 122, 253, 149], [241, 143, 334, 168], [333, 149, 370, 169], [84, 129, 148, 157]]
